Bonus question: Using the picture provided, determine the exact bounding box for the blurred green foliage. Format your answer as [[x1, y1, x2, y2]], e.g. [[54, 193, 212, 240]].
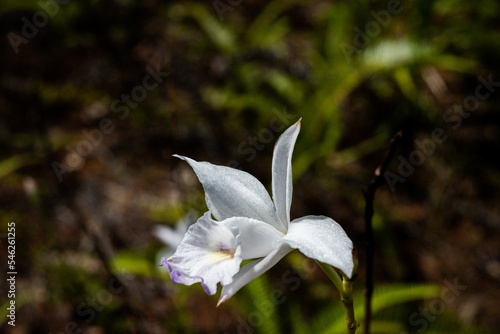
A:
[[1, 0, 499, 333]]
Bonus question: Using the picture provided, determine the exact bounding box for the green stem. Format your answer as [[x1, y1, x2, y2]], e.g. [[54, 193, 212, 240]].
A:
[[343, 278, 357, 334], [316, 260, 344, 295], [316, 261, 357, 334]]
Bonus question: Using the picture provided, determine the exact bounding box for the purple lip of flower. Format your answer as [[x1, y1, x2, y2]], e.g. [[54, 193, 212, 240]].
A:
[[160, 257, 170, 267], [199, 280, 212, 295], [169, 267, 183, 284], [160, 257, 183, 284], [161, 257, 207, 288]]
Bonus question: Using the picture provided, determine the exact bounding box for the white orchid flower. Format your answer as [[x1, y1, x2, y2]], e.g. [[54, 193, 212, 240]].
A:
[[162, 119, 354, 305]]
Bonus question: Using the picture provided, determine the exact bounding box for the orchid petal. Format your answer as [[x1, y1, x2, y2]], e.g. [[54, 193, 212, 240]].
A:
[[154, 222, 188, 249], [272, 119, 301, 228], [174, 155, 285, 233], [161, 257, 202, 287], [217, 243, 293, 306], [221, 217, 284, 260], [166, 212, 243, 295], [283, 215, 354, 278]]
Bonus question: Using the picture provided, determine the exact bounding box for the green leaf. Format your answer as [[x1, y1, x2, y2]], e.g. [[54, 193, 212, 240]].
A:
[[186, 3, 236, 53], [246, 0, 298, 47], [110, 251, 153, 277], [310, 283, 441, 334], [0, 154, 34, 179], [290, 303, 309, 334], [360, 39, 436, 69], [241, 274, 282, 334]]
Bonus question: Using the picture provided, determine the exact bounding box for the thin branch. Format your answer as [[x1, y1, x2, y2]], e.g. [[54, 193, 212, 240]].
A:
[[362, 131, 402, 334]]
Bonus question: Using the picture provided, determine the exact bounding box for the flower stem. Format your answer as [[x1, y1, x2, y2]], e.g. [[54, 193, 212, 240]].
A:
[[316, 260, 343, 294], [342, 277, 357, 334], [316, 261, 357, 334]]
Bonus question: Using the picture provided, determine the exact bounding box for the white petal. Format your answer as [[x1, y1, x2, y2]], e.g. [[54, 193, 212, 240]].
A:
[[217, 243, 293, 305], [166, 212, 243, 295], [272, 119, 301, 229], [174, 155, 285, 233], [283, 215, 354, 278], [154, 225, 186, 249], [221, 217, 284, 260], [156, 212, 195, 248]]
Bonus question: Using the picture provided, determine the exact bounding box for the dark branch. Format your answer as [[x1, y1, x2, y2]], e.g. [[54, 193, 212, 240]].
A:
[[362, 131, 403, 334]]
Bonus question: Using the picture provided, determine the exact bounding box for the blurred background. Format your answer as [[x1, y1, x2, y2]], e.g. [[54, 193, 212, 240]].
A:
[[1, 0, 500, 333]]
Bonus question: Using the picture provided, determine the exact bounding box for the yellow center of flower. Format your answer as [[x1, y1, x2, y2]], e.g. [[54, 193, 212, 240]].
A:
[[208, 244, 235, 264]]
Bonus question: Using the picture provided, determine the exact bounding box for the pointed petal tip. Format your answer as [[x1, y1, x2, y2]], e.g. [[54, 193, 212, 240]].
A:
[[216, 296, 227, 307]]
